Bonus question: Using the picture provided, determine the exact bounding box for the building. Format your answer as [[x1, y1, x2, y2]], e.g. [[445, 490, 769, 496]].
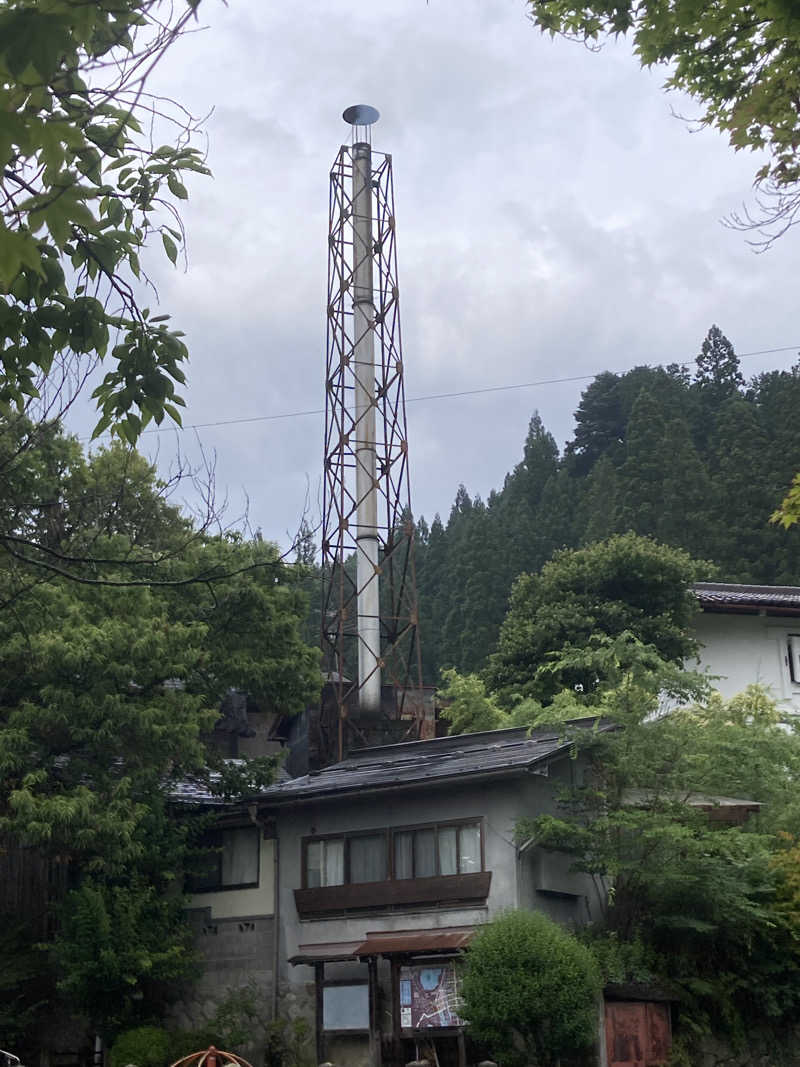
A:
[[692, 582, 800, 710], [177, 722, 608, 1067]]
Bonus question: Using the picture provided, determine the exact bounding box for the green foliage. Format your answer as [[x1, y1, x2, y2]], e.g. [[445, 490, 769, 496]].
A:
[[264, 1017, 314, 1067], [438, 668, 510, 734], [0, 913, 51, 1047], [616, 389, 669, 537], [204, 981, 265, 1050], [54, 878, 193, 1034], [772, 471, 800, 529], [485, 532, 705, 705], [460, 910, 602, 1067], [695, 326, 744, 402], [519, 684, 800, 1044], [166, 986, 313, 1067], [413, 328, 800, 686], [0, 0, 210, 439], [526, 0, 800, 242], [581, 931, 658, 987], [110, 1026, 171, 1067], [0, 423, 319, 1041]]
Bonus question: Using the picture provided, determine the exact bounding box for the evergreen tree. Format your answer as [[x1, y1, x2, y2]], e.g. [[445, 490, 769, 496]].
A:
[[386, 331, 800, 684], [579, 455, 619, 545], [415, 513, 448, 684], [658, 417, 713, 558], [707, 396, 774, 581], [500, 413, 560, 570], [534, 468, 580, 564], [615, 389, 669, 537], [566, 371, 625, 475], [440, 494, 505, 671], [695, 325, 745, 402]]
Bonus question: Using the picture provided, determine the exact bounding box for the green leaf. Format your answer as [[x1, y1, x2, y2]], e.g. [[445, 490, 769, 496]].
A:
[[0, 227, 45, 289], [161, 232, 178, 265], [167, 173, 188, 200]]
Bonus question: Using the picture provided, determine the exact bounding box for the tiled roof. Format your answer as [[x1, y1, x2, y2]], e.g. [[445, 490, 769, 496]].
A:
[[172, 719, 610, 808], [693, 582, 800, 613]]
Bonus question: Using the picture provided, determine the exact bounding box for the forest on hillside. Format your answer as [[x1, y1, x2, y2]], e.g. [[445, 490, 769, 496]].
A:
[[412, 326, 800, 683]]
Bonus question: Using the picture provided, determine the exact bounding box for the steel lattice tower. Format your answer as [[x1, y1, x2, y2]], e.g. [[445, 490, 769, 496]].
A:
[[320, 107, 424, 761]]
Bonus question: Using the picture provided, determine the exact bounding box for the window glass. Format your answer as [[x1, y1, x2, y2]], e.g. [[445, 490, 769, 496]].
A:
[[324, 839, 344, 885], [394, 831, 413, 880], [459, 823, 481, 873], [307, 840, 323, 888], [438, 827, 458, 876], [414, 828, 437, 878], [307, 839, 345, 887], [221, 826, 259, 886], [323, 984, 369, 1030], [349, 834, 387, 883]]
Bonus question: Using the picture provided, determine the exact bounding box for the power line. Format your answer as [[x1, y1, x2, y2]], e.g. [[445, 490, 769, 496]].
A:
[[91, 342, 800, 440]]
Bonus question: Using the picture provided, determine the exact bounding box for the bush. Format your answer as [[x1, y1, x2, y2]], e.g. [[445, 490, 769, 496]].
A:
[[460, 910, 602, 1067], [265, 1017, 314, 1067], [110, 1027, 171, 1067]]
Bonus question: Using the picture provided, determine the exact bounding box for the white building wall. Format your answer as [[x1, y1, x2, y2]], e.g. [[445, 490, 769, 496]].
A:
[[693, 612, 800, 712]]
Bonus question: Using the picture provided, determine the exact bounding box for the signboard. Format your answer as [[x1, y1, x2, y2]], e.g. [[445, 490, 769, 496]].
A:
[[398, 962, 464, 1029]]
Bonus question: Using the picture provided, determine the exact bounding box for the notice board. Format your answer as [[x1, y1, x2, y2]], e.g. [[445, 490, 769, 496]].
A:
[[398, 962, 463, 1029]]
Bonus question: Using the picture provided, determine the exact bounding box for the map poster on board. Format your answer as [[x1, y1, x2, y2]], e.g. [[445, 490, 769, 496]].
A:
[[398, 962, 464, 1029]]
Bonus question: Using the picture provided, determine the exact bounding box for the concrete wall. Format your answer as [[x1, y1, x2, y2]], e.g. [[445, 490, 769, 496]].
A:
[[276, 754, 599, 1028], [693, 612, 800, 711], [175, 834, 276, 1028], [173, 911, 275, 1031]]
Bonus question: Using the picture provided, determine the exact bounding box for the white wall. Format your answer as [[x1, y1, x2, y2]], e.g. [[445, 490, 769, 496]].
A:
[[187, 836, 275, 919], [693, 612, 800, 711]]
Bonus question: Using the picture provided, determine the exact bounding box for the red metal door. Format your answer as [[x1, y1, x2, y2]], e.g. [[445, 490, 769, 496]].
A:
[[605, 1001, 671, 1067]]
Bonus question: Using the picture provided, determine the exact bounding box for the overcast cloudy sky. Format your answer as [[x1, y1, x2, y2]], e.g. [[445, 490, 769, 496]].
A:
[[78, 0, 800, 549]]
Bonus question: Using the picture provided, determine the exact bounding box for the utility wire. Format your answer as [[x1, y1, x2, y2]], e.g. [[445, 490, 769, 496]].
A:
[[92, 343, 800, 440]]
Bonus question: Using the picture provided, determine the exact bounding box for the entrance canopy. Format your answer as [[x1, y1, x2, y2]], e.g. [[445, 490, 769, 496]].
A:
[[290, 926, 476, 965]]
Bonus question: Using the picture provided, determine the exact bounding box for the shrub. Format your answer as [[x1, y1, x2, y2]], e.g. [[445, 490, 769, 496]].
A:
[[460, 910, 602, 1067], [110, 1027, 171, 1067]]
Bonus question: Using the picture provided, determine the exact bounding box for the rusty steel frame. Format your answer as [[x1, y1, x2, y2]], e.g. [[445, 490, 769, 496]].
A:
[[321, 144, 423, 759]]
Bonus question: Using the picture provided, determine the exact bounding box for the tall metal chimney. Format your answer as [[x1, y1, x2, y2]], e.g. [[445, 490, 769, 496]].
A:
[[320, 105, 424, 759], [351, 123, 381, 714]]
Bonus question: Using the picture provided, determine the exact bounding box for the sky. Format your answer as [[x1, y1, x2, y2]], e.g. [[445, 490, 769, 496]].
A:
[[72, 0, 800, 551]]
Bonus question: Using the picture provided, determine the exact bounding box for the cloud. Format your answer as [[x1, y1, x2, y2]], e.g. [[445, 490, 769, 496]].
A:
[[66, 0, 800, 547]]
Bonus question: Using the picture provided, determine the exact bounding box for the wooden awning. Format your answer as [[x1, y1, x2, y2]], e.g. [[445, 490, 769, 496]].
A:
[[354, 927, 476, 957], [289, 940, 363, 964], [290, 926, 478, 965]]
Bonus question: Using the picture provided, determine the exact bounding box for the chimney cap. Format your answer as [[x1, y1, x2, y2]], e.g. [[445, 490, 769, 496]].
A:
[[343, 104, 380, 126]]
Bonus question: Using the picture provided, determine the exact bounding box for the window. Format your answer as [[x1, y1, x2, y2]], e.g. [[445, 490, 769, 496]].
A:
[[323, 983, 369, 1031], [189, 826, 260, 892], [306, 838, 344, 887], [350, 834, 387, 883], [394, 823, 481, 880], [302, 821, 482, 887], [788, 635, 800, 685]]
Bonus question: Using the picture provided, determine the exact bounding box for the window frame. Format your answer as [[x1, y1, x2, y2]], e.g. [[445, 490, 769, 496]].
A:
[[301, 817, 484, 889], [189, 824, 261, 894], [787, 633, 800, 686]]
